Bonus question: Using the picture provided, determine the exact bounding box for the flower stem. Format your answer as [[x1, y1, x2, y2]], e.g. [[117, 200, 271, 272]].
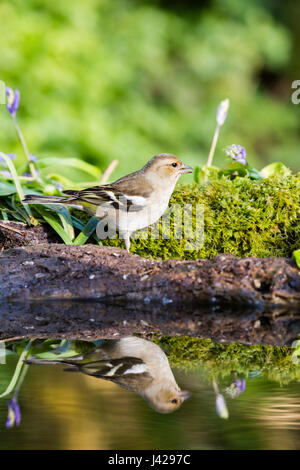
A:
[[212, 377, 219, 395], [13, 115, 37, 180], [206, 123, 220, 169], [204, 124, 220, 182], [100, 159, 119, 184]]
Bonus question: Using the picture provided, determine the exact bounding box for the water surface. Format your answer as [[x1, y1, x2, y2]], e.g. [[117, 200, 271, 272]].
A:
[[0, 336, 299, 450]]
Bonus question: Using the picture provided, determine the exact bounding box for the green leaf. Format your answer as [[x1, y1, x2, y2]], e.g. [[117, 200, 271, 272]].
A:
[[261, 162, 291, 178], [1, 210, 8, 220], [35, 349, 80, 360], [10, 194, 32, 225], [0, 181, 17, 196], [45, 173, 100, 190], [57, 207, 75, 242], [0, 153, 32, 219], [247, 167, 263, 180], [73, 216, 99, 245], [71, 215, 102, 245], [292, 249, 300, 269], [30, 339, 95, 359], [37, 157, 101, 183], [194, 165, 220, 183], [193, 166, 202, 184], [35, 206, 73, 244]]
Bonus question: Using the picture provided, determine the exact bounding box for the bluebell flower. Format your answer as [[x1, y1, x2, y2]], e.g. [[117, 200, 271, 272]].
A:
[[225, 144, 248, 165], [6, 397, 21, 429], [5, 87, 20, 116], [216, 99, 229, 126]]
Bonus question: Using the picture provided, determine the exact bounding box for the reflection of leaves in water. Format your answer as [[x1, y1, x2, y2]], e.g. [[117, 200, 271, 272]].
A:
[[28, 339, 96, 360], [0, 340, 33, 429]]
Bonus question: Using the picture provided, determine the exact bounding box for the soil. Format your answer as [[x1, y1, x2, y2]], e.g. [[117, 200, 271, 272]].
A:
[[0, 220, 60, 249]]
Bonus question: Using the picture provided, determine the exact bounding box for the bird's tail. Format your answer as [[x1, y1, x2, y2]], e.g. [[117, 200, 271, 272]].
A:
[[24, 357, 79, 368], [22, 194, 76, 205]]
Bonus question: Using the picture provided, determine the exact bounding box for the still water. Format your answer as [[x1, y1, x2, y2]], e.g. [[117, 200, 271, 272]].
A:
[[0, 336, 299, 450]]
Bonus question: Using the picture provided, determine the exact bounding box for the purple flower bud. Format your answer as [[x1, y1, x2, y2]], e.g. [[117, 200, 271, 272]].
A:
[[0, 153, 16, 164], [5, 87, 20, 116], [235, 378, 246, 393], [1, 170, 13, 179], [6, 153, 16, 160], [216, 99, 229, 126], [55, 183, 63, 191], [225, 144, 248, 165], [225, 378, 246, 398], [6, 397, 21, 429], [22, 169, 40, 178], [29, 153, 38, 162]]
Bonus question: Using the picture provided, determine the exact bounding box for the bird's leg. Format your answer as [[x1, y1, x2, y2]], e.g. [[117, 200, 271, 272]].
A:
[[124, 234, 131, 253]]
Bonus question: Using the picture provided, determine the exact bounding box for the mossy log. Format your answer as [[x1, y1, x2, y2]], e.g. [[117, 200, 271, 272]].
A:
[[102, 174, 300, 258], [1, 174, 299, 258]]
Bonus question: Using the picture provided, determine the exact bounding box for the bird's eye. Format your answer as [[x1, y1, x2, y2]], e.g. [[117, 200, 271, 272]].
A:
[[171, 398, 178, 404], [172, 162, 177, 167]]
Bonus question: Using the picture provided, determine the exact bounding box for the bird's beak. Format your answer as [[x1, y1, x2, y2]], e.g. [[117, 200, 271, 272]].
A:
[[179, 163, 193, 174], [179, 390, 192, 402]]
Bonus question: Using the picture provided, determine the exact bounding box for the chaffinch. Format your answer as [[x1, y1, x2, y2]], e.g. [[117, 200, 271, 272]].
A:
[[23, 153, 192, 251], [25, 336, 191, 414]]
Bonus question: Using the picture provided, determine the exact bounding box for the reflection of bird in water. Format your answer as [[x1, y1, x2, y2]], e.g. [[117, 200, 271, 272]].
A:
[[25, 336, 191, 414]]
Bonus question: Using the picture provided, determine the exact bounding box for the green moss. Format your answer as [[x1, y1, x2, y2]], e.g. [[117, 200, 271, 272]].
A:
[[153, 335, 300, 385], [74, 173, 300, 259]]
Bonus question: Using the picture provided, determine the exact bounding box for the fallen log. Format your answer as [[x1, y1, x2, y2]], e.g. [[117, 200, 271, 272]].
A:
[[0, 244, 299, 308]]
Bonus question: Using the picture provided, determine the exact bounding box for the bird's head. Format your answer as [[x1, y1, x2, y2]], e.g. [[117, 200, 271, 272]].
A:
[[144, 154, 193, 183], [145, 386, 191, 414]]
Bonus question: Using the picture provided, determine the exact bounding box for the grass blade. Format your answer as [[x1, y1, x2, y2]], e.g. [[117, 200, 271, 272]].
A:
[[73, 216, 99, 245], [57, 207, 75, 242], [35, 206, 73, 245], [71, 215, 102, 245], [1, 210, 8, 220], [0, 152, 32, 220]]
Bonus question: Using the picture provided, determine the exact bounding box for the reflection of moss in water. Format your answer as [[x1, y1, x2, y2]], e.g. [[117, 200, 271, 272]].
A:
[[153, 336, 300, 385], [73, 173, 300, 259]]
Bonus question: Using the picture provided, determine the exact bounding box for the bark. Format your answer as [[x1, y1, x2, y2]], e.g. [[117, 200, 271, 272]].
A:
[[0, 243, 299, 307], [0, 244, 299, 344]]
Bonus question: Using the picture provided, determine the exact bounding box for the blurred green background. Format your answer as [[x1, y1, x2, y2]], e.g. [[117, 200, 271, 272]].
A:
[[0, 0, 299, 182]]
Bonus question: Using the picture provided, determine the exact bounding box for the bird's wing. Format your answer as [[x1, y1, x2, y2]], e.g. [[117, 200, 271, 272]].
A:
[[64, 180, 152, 212], [78, 356, 151, 379]]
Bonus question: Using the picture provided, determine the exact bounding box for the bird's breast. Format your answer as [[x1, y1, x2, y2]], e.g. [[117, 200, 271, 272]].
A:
[[94, 188, 174, 236]]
